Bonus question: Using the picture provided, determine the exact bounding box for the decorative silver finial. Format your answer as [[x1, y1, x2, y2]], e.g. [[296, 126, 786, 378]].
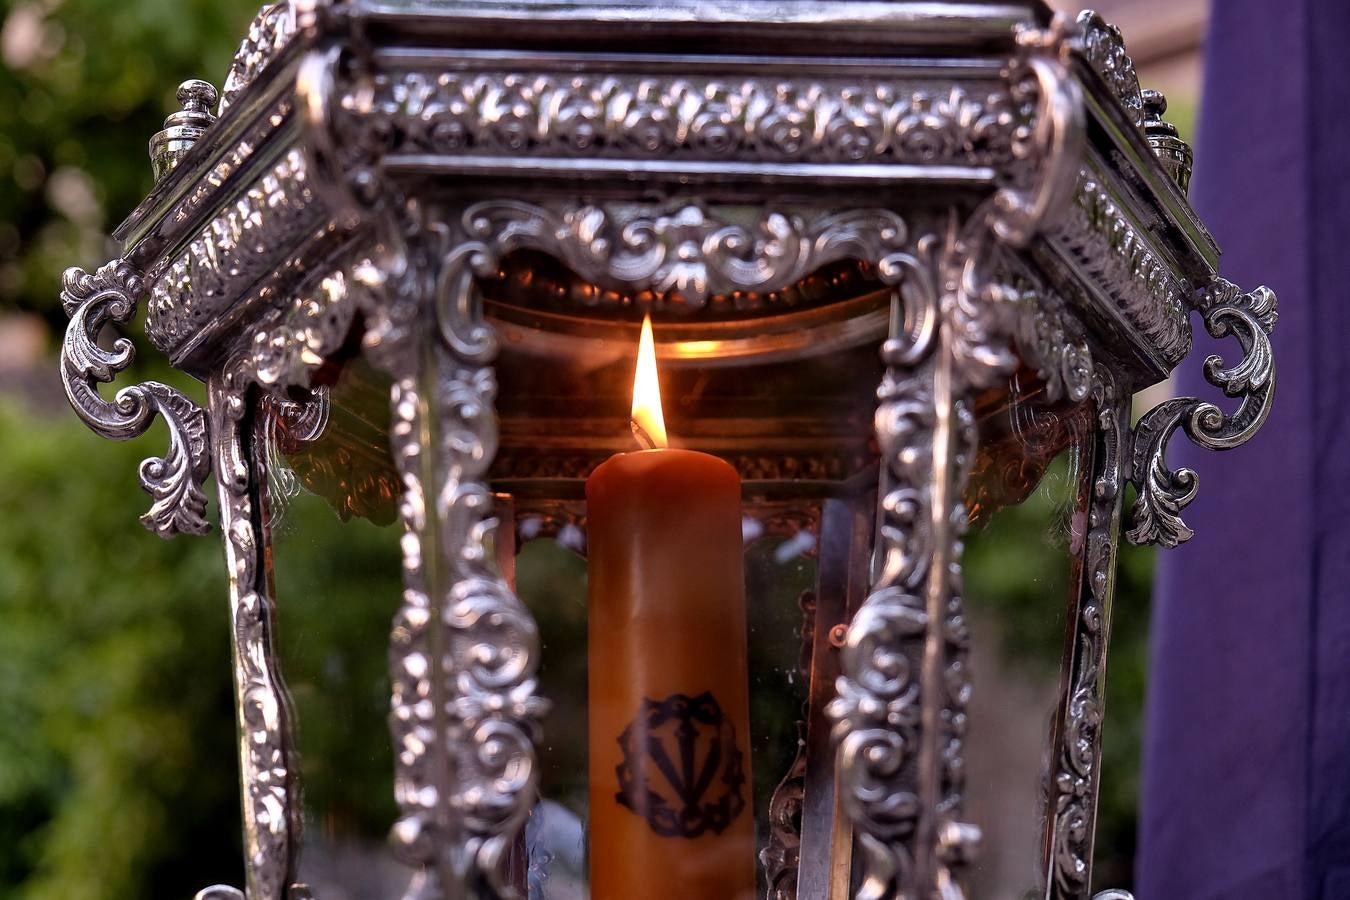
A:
[[149, 79, 219, 180], [1142, 89, 1193, 194]]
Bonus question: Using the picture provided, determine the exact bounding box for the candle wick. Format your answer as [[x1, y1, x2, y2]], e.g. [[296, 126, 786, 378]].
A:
[[631, 419, 657, 451]]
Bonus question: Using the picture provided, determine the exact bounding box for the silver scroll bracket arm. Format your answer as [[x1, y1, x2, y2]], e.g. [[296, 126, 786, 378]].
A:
[[1127, 278, 1278, 547], [59, 259, 212, 538]]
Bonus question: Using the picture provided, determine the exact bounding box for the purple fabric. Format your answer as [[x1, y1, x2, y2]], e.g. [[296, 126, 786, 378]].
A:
[[1137, 2, 1350, 898]]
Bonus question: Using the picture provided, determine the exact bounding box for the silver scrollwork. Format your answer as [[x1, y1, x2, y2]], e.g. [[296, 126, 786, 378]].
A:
[[348, 70, 1024, 168], [381, 209, 549, 899], [453, 200, 914, 311], [435, 269, 549, 900], [829, 359, 934, 899], [1013, 273, 1094, 406], [762, 732, 808, 900], [147, 148, 322, 354], [827, 24, 1087, 898], [1127, 278, 1278, 547], [203, 371, 306, 900], [826, 213, 944, 897], [386, 371, 445, 890], [59, 259, 212, 537], [1050, 367, 1126, 898], [219, 1, 295, 114]]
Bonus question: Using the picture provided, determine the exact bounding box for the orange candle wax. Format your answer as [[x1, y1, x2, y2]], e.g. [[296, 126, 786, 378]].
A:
[[584, 317, 756, 900]]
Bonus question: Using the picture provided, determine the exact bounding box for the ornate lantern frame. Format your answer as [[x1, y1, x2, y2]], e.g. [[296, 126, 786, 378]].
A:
[[57, 2, 1277, 899]]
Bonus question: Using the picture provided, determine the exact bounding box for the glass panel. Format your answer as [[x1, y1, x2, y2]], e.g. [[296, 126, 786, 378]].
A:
[[260, 359, 404, 900], [743, 526, 818, 895], [515, 536, 589, 898], [963, 387, 1093, 900]]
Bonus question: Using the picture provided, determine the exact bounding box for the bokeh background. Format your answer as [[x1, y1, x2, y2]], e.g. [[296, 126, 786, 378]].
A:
[[0, 1, 1205, 897]]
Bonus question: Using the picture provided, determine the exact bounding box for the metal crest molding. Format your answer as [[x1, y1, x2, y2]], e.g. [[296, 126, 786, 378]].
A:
[[381, 212, 550, 898], [1128, 278, 1278, 547], [59, 259, 212, 537], [931, 17, 1085, 391], [451, 200, 916, 311], [1074, 10, 1144, 130], [219, 1, 296, 114]]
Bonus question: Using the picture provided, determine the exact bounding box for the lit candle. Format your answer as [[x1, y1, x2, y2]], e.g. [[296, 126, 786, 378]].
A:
[[586, 315, 756, 900]]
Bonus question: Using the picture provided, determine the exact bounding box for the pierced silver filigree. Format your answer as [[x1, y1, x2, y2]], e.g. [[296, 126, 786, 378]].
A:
[[59, 260, 211, 537], [1128, 278, 1278, 547]]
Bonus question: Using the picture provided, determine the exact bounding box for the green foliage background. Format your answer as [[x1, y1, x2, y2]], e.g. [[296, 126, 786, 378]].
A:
[[0, 1, 1182, 896]]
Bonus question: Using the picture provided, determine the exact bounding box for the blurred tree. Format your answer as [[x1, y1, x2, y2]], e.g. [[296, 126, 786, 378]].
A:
[[1, 2, 267, 896], [0, 0, 260, 324], [0, 399, 241, 899]]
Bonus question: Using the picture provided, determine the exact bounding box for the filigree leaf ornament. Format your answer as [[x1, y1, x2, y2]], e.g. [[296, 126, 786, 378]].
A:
[[1127, 279, 1278, 547], [59, 261, 211, 537]]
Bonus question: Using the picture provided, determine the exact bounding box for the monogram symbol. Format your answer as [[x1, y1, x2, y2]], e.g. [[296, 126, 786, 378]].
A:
[[615, 691, 747, 838]]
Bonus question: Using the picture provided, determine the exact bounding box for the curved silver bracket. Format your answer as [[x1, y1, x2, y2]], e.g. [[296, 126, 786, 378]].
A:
[[59, 260, 212, 538], [1127, 278, 1278, 547]]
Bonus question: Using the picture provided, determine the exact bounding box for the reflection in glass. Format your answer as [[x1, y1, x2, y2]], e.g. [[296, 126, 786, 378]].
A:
[[515, 536, 589, 899], [260, 361, 404, 900], [963, 390, 1092, 900]]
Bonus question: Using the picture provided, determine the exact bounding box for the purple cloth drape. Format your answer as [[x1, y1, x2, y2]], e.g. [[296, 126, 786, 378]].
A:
[[1137, 2, 1350, 898]]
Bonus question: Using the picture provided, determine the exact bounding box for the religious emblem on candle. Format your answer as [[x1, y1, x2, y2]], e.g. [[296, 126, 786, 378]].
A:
[[585, 314, 757, 899], [615, 691, 748, 838]]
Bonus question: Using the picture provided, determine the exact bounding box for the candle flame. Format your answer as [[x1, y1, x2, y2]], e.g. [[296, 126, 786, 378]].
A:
[[631, 313, 668, 450]]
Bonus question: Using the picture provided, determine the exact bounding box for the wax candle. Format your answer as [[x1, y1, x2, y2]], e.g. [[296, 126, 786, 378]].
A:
[[585, 316, 756, 900]]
